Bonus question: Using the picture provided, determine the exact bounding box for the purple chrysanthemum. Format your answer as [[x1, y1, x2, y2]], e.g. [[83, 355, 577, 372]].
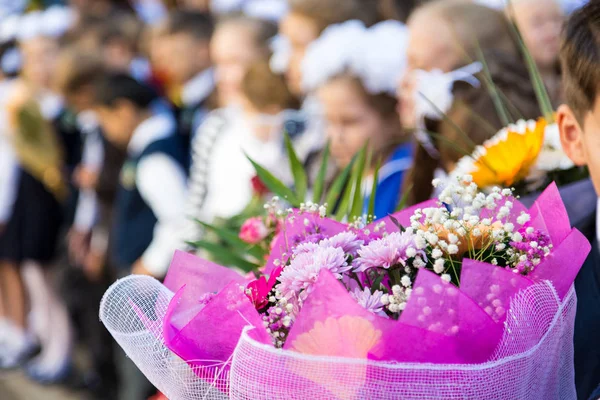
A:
[[351, 287, 387, 317]]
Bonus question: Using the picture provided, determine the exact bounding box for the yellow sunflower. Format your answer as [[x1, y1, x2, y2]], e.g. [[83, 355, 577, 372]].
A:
[[457, 118, 547, 188]]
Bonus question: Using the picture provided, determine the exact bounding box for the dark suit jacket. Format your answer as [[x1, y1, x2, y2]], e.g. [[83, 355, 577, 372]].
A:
[[551, 179, 600, 400]]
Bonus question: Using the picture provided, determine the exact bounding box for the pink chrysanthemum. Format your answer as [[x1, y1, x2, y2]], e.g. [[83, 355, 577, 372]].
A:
[[321, 231, 364, 256], [354, 231, 418, 271], [277, 246, 351, 300]]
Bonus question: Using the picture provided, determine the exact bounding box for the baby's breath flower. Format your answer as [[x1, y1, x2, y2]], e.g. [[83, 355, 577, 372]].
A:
[[447, 244, 459, 255], [441, 274, 451, 283], [517, 212, 531, 225], [413, 256, 426, 268], [318, 205, 327, 217], [433, 258, 445, 274], [401, 275, 411, 287], [431, 248, 443, 259]]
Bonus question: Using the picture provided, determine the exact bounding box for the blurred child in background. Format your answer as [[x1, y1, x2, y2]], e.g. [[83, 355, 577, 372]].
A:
[[0, 23, 74, 382], [186, 60, 297, 241], [211, 15, 277, 108], [506, 0, 564, 104], [159, 10, 215, 162]]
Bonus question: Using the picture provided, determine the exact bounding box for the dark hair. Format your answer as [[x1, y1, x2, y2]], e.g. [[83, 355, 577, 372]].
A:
[[560, 0, 600, 122], [378, 0, 418, 23], [93, 73, 157, 109], [402, 50, 541, 206], [165, 10, 214, 41], [288, 0, 380, 33]]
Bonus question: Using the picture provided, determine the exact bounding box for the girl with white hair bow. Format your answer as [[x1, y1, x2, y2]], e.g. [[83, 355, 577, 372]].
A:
[[301, 20, 412, 218]]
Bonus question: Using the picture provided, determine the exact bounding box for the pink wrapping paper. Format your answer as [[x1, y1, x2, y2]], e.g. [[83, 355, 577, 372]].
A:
[[156, 182, 590, 373], [163, 281, 271, 368]]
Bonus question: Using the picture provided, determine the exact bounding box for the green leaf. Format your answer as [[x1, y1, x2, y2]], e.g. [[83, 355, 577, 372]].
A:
[[284, 133, 308, 201], [189, 240, 260, 272], [324, 155, 356, 214], [367, 157, 381, 218], [312, 141, 330, 204], [475, 44, 513, 126], [246, 155, 301, 207], [334, 176, 354, 221], [387, 214, 405, 232], [196, 220, 266, 261], [349, 145, 368, 219], [417, 94, 477, 152]]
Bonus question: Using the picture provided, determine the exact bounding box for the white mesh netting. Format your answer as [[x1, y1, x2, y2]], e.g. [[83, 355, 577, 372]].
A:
[[100, 276, 577, 400]]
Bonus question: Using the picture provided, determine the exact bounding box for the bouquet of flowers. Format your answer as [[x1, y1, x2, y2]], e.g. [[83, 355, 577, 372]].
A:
[[100, 174, 589, 399]]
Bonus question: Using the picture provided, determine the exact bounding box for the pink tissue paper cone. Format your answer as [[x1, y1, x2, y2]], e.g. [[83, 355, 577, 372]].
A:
[[460, 259, 534, 323], [400, 269, 503, 364], [519, 183, 591, 299], [163, 281, 271, 370]]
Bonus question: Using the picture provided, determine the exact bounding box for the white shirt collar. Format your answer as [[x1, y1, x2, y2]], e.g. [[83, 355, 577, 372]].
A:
[[181, 68, 214, 107], [128, 112, 176, 156], [76, 110, 99, 134]]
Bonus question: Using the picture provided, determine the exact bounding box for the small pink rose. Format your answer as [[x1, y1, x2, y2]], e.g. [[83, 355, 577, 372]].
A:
[[239, 217, 269, 244]]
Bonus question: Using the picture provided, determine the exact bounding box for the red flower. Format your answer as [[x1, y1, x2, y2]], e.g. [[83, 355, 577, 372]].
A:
[[251, 175, 269, 196]]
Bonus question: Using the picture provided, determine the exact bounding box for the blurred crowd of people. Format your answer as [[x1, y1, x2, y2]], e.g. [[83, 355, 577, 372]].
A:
[[0, 0, 585, 398]]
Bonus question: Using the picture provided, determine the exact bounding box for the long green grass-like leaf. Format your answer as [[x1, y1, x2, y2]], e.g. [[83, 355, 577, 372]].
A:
[[475, 45, 513, 126], [334, 171, 355, 221], [417, 93, 477, 153], [348, 145, 369, 219], [284, 133, 308, 201], [367, 157, 381, 217], [246, 155, 300, 207], [312, 141, 330, 204], [189, 240, 260, 272], [506, 0, 554, 121], [324, 155, 356, 213], [196, 220, 266, 261], [334, 149, 365, 221]]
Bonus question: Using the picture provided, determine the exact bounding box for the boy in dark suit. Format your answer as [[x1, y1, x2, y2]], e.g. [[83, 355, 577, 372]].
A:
[[160, 10, 216, 163], [557, 2, 600, 398]]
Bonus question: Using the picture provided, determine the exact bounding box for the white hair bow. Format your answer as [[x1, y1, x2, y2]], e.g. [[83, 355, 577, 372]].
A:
[[412, 62, 483, 158], [301, 20, 408, 96]]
